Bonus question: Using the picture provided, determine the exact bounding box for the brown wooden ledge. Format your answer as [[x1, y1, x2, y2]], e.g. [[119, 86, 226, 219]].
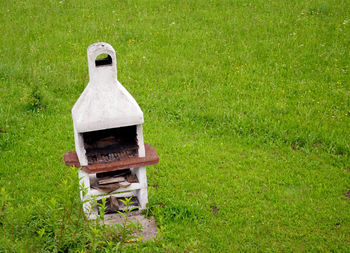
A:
[[64, 143, 159, 174]]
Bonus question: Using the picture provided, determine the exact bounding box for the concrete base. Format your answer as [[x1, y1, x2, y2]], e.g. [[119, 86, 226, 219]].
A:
[[104, 211, 158, 241], [78, 167, 149, 219]]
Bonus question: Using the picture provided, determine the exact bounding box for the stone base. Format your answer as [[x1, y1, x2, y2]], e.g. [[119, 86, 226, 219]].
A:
[[104, 211, 158, 241]]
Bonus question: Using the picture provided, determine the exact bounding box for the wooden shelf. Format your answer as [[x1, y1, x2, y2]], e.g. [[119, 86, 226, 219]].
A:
[[64, 143, 159, 174]]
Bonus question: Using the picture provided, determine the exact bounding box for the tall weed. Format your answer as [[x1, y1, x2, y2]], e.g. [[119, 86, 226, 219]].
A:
[[0, 167, 143, 252]]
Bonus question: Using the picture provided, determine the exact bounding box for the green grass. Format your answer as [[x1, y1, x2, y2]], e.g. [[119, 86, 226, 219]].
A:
[[0, 0, 349, 251]]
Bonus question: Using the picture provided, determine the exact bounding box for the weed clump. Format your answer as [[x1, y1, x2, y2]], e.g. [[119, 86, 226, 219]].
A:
[[0, 168, 143, 252], [23, 84, 47, 112]]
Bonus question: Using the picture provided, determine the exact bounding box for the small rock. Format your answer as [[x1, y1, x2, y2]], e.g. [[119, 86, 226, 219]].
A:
[[345, 191, 350, 198], [210, 205, 219, 214]]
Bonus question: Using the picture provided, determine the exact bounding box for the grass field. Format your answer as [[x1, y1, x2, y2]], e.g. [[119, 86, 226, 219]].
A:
[[0, 0, 349, 251]]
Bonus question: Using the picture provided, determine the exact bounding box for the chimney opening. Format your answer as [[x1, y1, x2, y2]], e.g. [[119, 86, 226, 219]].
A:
[[95, 53, 112, 67]]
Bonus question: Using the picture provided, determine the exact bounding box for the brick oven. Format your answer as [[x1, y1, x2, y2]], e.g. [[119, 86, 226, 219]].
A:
[[64, 42, 159, 218]]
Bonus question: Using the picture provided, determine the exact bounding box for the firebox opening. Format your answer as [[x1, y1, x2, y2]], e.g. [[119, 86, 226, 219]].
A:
[[95, 53, 112, 67], [83, 125, 138, 164]]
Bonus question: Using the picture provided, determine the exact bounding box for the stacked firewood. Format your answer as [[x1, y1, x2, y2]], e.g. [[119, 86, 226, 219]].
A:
[[91, 169, 138, 194]]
